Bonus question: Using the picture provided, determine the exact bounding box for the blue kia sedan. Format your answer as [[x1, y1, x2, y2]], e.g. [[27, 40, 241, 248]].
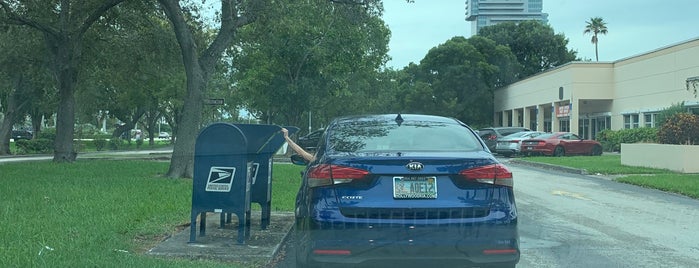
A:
[[292, 114, 519, 268]]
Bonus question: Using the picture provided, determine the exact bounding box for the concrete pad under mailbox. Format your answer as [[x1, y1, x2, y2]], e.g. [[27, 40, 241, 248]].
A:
[[147, 211, 294, 265]]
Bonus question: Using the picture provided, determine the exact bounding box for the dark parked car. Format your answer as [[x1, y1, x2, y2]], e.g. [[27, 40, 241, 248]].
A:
[[292, 114, 519, 267], [520, 132, 603, 156], [478, 127, 531, 152], [11, 130, 33, 140], [297, 129, 324, 151]]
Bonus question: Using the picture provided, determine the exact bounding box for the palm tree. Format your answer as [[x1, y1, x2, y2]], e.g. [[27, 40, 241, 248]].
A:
[[584, 17, 608, 61]]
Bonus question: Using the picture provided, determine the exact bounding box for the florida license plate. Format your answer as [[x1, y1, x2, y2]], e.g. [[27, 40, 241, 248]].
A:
[[393, 176, 437, 199]]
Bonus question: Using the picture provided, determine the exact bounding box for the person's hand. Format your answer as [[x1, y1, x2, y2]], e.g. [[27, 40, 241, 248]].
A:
[[281, 128, 289, 138]]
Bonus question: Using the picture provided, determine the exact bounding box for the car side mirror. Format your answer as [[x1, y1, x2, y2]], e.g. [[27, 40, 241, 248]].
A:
[[290, 154, 308, 165]]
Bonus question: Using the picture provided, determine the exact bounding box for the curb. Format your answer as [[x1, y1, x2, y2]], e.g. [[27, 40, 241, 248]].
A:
[[507, 159, 589, 175]]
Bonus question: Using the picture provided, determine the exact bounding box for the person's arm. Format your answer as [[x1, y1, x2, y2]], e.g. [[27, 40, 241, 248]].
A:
[[282, 128, 316, 162]]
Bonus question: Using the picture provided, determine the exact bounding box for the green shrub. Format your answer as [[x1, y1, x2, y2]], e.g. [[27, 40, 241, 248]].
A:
[[597, 128, 658, 152], [108, 139, 122, 150], [93, 138, 108, 151], [657, 113, 699, 145], [36, 128, 56, 141], [657, 102, 687, 127], [14, 138, 53, 154]]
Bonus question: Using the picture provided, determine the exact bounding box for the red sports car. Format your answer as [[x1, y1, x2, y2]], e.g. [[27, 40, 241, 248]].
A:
[[520, 132, 603, 156]]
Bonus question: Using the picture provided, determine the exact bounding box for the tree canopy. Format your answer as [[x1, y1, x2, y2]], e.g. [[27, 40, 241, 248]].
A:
[[478, 20, 578, 78], [234, 0, 390, 131], [395, 36, 519, 127], [0, 1, 585, 178]]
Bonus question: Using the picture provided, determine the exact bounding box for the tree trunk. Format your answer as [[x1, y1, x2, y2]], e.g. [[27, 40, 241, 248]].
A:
[[0, 85, 18, 154], [48, 35, 80, 162], [0, 73, 28, 155], [166, 76, 204, 178], [159, 0, 246, 178]]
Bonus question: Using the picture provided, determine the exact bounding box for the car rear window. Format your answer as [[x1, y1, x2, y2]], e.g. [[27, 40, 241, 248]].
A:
[[499, 128, 529, 136], [327, 120, 481, 153], [533, 133, 555, 139]]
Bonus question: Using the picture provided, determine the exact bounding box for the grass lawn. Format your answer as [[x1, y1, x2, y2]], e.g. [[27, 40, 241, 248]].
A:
[[517, 154, 699, 199], [617, 174, 699, 199], [0, 159, 303, 267]]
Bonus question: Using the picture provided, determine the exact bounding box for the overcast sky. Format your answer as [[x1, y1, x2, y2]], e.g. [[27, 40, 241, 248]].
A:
[[382, 0, 699, 69]]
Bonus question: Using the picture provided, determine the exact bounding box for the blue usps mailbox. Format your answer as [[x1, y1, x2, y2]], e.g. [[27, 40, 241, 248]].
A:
[[190, 123, 251, 244], [234, 124, 298, 230], [189, 123, 298, 244]]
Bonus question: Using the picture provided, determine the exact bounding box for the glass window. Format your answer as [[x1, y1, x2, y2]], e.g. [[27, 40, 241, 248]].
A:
[[644, 113, 658, 128], [623, 114, 640, 129], [328, 120, 481, 153], [559, 119, 570, 132]]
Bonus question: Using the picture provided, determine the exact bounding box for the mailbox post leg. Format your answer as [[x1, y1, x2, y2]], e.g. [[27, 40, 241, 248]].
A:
[[261, 202, 271, 230], [235, 212, 247, 244], [200, 212, 207, 237], [245, 209, 251, 240], [188, 210, 198, 243]]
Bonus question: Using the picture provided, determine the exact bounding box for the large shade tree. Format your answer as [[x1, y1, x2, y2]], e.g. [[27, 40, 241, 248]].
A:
[[157, 0, 263, 178], [0, 0, 126, 162], [234, 0, 390, 132], [478, 20, 578, 78], [0, 26, 54, 154], [77, 2, 185, 145], [584, 17, 608, 61], [400, 36, 519, 127]]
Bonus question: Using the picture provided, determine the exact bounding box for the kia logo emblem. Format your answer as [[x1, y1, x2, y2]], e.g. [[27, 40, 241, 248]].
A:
[[406, 161, 423, 171]]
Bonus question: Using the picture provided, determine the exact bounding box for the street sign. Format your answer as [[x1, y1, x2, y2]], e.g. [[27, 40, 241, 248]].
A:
[[204, 98, 224, 105]]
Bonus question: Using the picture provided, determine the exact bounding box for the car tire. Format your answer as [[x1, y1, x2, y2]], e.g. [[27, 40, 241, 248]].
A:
[[591, 145, 603, 156], [553, 146, 565, 157]]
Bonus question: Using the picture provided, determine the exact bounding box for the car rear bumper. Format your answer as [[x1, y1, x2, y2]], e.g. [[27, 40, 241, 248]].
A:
[[521, 147, 552, 155], [300, 221, 519, 265], [495, 148, 518, 155]]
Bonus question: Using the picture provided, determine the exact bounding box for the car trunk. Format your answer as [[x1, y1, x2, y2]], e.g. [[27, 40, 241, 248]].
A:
[[325, 153, 511, 223]]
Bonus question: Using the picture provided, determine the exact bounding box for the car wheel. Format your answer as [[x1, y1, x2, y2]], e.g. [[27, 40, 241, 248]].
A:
[[553, 146, 565, 157], [591, 145, 603, 156]]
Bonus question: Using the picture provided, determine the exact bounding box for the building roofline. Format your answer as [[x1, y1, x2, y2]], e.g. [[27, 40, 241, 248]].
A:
[[613, 36, 699, 63], [500, 36, 699, 89]]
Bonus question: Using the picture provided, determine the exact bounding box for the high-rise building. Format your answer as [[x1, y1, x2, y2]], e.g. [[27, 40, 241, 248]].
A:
[[465, 0, 549, 34]]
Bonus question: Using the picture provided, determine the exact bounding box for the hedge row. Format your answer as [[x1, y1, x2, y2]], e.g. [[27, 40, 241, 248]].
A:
[[596, 128, 658, 152]]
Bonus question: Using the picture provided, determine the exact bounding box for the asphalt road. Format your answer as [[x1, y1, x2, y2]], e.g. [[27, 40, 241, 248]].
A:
[[272, 160, 699, 268]]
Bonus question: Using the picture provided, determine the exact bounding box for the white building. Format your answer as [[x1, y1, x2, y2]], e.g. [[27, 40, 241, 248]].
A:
[[493, 37, 699, 139]]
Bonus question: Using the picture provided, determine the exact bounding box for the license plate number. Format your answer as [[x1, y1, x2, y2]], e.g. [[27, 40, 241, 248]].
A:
[[393, 177, 437, 199], [527, 146, 533, 150]]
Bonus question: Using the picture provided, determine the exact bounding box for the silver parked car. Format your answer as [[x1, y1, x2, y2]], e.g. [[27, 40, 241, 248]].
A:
[[495, 131, 546, 157]]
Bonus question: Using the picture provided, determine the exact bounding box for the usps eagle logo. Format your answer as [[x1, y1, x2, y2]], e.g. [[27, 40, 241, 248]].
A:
[[205, 166, 236, 192]]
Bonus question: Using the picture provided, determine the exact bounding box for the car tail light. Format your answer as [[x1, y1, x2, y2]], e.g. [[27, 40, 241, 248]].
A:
[[459, 164, 513, 187], [313, 249, 352, 255], [509, 140, 520, 143], [483, 248, 518, 255], [487, 134, 497, 140], [307, 164, 370, 187]]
